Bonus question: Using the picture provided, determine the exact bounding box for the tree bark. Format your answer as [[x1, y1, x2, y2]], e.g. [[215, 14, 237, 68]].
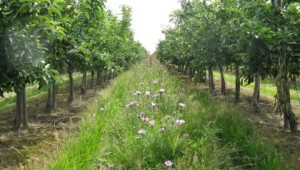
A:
[[220, 66, 226, 95], [208, 66, 215, 91], [235, 63, 240, 102], [81, 71, 87, 95], [45, 82, 57, 113], [67, 68, 74, 103], [91, 70, 94, 89], [252, 72, 261, 113], [14, 84, 27, 129], [276, 53, 298, 133]]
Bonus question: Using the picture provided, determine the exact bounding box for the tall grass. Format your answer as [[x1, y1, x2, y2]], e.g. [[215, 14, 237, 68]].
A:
[[47, 58, 284, 169]]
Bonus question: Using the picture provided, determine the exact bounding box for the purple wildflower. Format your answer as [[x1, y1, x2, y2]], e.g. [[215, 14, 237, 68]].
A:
[[175, 119, 185, 125], [145, 91, 151, 97], [159, 88, 165, 93], [138, 129, 146, 135], [184, 133, 189, 139], [149, 120, 155, 126], [108, 164, 114, 169], [153, 93, 160, 98], [141, 117, 149, 122], [164, 160, 173, 167], [159, 127, 165, 132]]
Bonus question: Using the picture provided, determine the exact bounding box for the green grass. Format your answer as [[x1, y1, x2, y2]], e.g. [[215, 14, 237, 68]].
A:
[[213, 71, 300, 102], [46, 58, 284, 169], [0, 72, 85, 109]]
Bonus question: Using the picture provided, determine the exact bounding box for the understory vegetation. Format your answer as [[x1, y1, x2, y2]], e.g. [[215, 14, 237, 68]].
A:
[[48, 57, 284, 169]]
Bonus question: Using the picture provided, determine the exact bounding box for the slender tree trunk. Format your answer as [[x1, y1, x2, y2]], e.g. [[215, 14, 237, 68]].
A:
[[14, 84, 27, 129], [220, 66, 226, 95], [45, 82, 57, 113], [14, 89, 22, 129], [91, 70, 94, 89], [208, 66, 215, 91], [252, 72, 261, 113], [68, 68, 74, 103], [81, 71, 87, 95], [235, 63, 240, 102], [276, 53, 297, 133], [22, 85, 27, 127]]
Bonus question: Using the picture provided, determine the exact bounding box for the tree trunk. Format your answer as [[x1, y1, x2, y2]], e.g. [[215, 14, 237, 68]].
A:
[[91, 70, 94, 89], [208, 66, 215, 91], [68, 68, 74, 103], [81, 71, 87, 95], [45, 82, 57, 113], [252, 72, 261, 113], [276, 53, 298, 133], [220, 66, 226, 95], [235, 63, 240, 102], [14, 84, 27, 129], [22, 85, 27, 127]]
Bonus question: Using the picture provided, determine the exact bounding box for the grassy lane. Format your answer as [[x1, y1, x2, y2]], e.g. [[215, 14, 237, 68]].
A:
[[213, 72, 300, 103], [47, 57, 285, 169]]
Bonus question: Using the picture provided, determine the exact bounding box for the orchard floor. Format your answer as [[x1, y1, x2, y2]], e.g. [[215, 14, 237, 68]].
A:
[[0, 82, 108, 169], [177, 73, 300, 169], [0, 68, 299, 169]]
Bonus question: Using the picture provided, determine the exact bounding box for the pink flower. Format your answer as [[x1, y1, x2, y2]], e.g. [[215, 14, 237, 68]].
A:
[[153, 80, 158, 85], [138, 129, 146, 135], [108, 164, 114, 169], [149, 120, 155, 126], [159, 127, 165, 132], [175, 119, 185, 125], [141, 117, 149, 122], [164, 160, 173, 167], [153, 93, 160, 98], [126, 101, 138, 108], [184, 133, 189, 139]]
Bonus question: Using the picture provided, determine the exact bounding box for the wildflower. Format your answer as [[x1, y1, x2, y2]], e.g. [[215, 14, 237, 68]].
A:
[[179, 103, 186, 109], [136, 91, 142, 95], [164, 160, 173, 167], [108, 164, 114, 169], [139, 82, 144, 86], [153, 93, 160, 98], [126, 101, 138, 108], [153, 80, 158, 85], [159, 127, 165, 132], [175, 119, 185, 125], [141, 117, 149, 122], [149, 120, 155, 127], [139, 112, 145, 118], [138, 129, 146, 135], [150, 101, 157, 108], [145, 91, 151, 97], [183, 133, 189, 139], [159, 88, 165, 93]]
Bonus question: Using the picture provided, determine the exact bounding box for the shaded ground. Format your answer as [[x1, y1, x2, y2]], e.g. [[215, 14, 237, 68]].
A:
[[0, 81, 106, 169], [179, 74, 300, 169]]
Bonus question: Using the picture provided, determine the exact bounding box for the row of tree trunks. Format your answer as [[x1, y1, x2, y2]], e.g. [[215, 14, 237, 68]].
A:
[[81, 71, 87, 95], [67, 68, 74, 103]]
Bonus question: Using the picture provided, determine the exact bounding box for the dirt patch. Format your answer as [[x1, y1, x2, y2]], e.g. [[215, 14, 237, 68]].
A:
[[0, 82, 105, 169], [179, 74, 300, 169]]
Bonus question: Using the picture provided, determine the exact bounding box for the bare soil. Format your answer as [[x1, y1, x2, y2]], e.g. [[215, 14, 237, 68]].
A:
[[180, 74, 300, 169], [0, 82, 106, 169]]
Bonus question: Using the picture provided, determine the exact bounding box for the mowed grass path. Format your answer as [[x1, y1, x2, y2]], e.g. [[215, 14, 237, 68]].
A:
[[47, 58, 284, 169]]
